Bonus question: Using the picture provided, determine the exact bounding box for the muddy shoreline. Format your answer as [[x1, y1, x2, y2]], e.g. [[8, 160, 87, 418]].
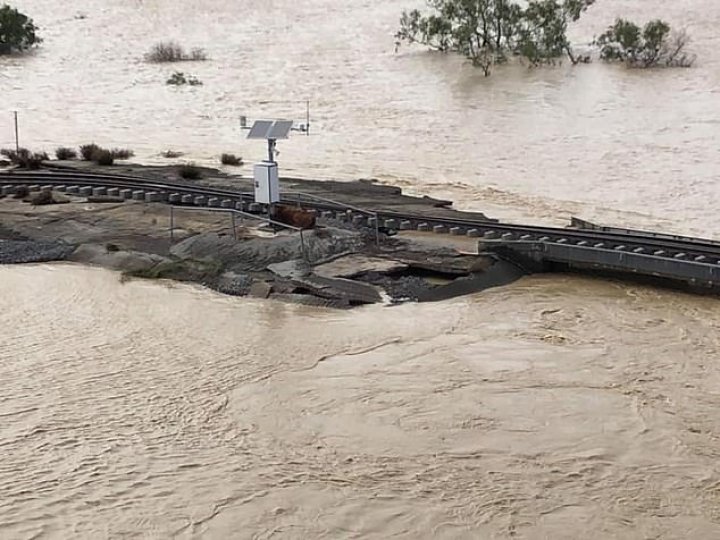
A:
[[0, 162, 519, 306]]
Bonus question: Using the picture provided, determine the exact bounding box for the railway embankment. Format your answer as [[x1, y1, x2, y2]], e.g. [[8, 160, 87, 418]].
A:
[[0, 162, 506, 307]]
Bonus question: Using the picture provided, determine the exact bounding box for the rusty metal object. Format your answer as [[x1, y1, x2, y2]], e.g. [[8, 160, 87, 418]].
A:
[[271, 204, 316, 230]]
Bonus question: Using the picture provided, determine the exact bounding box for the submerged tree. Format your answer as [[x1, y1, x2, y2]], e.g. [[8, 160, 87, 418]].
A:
[[395, 0, 595, 76], [595, 18, 695, 68], [0, 4, 41, 55]]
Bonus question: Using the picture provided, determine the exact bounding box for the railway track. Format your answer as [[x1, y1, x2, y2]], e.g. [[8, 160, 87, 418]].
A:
[[2, 170, 720, 268]]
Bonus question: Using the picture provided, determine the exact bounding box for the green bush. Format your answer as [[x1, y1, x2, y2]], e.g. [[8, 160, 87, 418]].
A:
[[55, 147, 78, 160], [0, 147, 46, 169], [146, 41, 208, 63], [79, 143, 100, 161], [178, 163, 202, 180], [166, 71, 203, 86], [220, 153, 243, 166], [92, 149, 114, 166], [596, 18, 695, 68], [0, 5, 42, 55], [109, 148, 134, 159]]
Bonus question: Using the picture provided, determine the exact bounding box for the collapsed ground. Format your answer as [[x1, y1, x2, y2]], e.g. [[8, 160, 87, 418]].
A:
[[0, 163, 524, 307]]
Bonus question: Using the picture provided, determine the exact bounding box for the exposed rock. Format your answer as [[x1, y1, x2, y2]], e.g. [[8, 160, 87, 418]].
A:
[[313, 254, 408, 279], [69, 244, 166, 272], [360, 273, 434, 302], [383, 245, 490, 275], [0, 240, 75, 264], [213, 271, 254, 296], [268, 260, 383, 304], [249, 281, 273, 299], [28, 191, 70, 206], [171, 228, 364, 272]]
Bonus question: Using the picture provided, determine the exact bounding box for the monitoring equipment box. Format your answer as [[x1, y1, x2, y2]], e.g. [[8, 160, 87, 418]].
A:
[[254, 161, 280, 204]]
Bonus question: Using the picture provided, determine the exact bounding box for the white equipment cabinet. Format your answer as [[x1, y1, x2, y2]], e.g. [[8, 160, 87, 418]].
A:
[[253, 161, 280, 205]]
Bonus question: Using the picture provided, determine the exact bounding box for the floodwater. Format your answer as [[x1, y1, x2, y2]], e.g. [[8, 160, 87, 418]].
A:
[[2, 0, 720, 538], [2, 0, 719, 231], [3, 264, 720, 539]]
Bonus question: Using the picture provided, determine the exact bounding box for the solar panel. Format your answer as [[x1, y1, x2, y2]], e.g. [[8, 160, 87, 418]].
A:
[[247, 120, 274, 139], [267, 120, 294, 140]]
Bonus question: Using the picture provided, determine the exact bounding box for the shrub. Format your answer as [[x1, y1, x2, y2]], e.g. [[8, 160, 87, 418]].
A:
[[596, 19, 695, 68], [166, 71, 203, 86], [109, 148, 134, 159], [92, 149, 114, 166], [0, 147, 46, 169], [146, 41, 208, 63], [178, 163, 202, 180], [220, 153, 243, 166], [161, 150, 183, 158], [55, 147, 78, 160], [189, 48, 207, 61], [79, 143, 100, 161], [0, 5, 42, 55]]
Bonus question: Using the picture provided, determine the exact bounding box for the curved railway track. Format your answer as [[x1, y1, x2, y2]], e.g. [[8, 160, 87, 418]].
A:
[[2, 170, 720, 267]]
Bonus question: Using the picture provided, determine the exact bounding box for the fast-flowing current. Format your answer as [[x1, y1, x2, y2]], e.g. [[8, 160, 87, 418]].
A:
[[2, 1, 720, 538]]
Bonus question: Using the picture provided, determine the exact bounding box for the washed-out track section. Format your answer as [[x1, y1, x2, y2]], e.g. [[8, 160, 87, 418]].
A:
[[2, 170, 720, 288]]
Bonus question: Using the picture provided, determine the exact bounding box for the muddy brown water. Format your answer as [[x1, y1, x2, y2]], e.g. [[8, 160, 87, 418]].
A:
[[2, 0, 719, 231], [2, 0, 720, 538], [3, 265, 720, 538]]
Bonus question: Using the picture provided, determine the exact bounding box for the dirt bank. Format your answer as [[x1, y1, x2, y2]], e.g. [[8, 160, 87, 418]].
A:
[[0, 163, 520, 306]]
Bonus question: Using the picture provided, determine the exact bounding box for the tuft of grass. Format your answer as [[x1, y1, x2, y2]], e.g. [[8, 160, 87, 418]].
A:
[[55, 147, 78, 160], [146, 41, 208, 63], [178, 163, 202, 180], [220, 153, 243, 166], [79, 143, 100, 161]]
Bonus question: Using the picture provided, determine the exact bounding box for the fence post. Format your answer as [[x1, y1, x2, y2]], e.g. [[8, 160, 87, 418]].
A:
[[169, 206, 174, 247], [300, 229, 307, 262], [13, 111, 19, 153], [375, 212, 380, 246]]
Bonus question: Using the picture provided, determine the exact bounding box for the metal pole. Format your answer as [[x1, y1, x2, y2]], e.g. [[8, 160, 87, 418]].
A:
[[306, 100, 310, 136], [231, 212, 237, 240], [375, 212, 380, 246], [170, 206, 175, 245], [300, 229, 307, 261], [13, 111, 19, 153]]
